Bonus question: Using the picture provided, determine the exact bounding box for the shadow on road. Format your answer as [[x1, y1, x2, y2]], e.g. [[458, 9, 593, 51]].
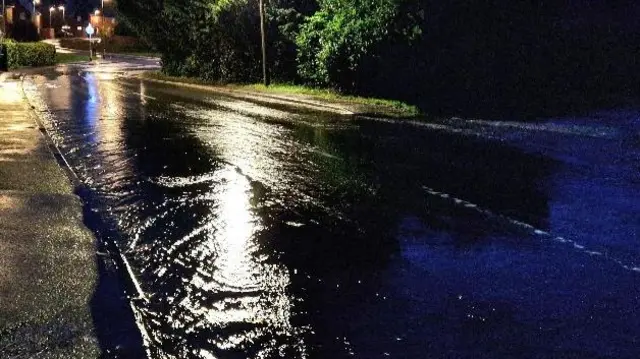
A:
[[78, 185, 147, 359]]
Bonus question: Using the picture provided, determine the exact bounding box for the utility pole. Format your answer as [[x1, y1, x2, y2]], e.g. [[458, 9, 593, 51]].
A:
[[2, 0, 6, 38], [259, 0, 269, 86], [102, 0, 106, 58], [1, 0, 4, 71]]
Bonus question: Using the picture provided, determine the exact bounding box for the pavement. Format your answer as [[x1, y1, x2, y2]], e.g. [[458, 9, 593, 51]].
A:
[[0, 75, 101, 358]]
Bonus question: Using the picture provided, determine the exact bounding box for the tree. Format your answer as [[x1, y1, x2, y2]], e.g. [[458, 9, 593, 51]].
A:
[[295, 0, 424, 92]]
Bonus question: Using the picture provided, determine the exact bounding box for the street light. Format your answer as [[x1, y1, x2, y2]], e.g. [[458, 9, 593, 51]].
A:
[[31, 0, 40, 34], [58, 5, 64, 25], [33, 0, 39, 20], [2, 0, 5, 38], [49, 6, 54, 29]]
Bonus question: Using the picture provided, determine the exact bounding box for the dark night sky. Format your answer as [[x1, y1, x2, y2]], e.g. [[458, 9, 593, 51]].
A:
[[558, 0, 640, 31], [65, 0, 640, 32], [66, 0, 99, 13]]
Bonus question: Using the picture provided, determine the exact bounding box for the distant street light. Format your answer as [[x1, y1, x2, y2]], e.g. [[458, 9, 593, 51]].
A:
[[58, 5, 64, 25], [33, 0, 40, 20], [49, 6, 54, 29], [2, 0, 5, 38]]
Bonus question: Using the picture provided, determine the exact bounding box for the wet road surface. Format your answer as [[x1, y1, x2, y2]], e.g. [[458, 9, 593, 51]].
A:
[[22, 60, 640, 359]]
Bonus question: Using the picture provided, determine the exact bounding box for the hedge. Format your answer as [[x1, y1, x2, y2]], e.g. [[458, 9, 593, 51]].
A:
[[60, 36, 151, 54], [1, 40, 56, 69]]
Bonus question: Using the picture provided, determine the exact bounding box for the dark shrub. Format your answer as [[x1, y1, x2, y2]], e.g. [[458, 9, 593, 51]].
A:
[[295, 0, 424, 93], [2, 40, 56, 69]]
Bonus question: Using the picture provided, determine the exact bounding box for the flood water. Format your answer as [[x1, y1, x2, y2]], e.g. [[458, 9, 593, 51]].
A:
[[23, 61, 640, 359]]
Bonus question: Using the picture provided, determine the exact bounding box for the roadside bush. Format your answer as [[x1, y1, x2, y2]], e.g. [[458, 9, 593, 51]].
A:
[[60, 36, 151, 53], [0, 42, 6, 70], [115, 0, 640, 117], [59, 38, 90, 51], [114, 20, 137, 37], [2, 40, 55, 69], [117, 0, 315, 83], [267, 0, 318, 82], [295, 0, 424, 93]]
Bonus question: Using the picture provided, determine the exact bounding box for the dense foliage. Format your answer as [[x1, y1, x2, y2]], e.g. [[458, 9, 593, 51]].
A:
[[116, 0, 263, 82], [59, 36, 151, 54], [296, 0, 424, 93], [1, 40, 56, 69], [116, 0, 640, 116]]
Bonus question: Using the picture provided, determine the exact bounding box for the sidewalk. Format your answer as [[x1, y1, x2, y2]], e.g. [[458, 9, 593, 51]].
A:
[[0, 76, 100, 357]]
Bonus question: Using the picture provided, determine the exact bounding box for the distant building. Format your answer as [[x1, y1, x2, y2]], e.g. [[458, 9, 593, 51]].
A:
[[67, 10, 88, 37], [0, 0, 113, 39], [89, 13, 115, 37], [69, 2, 117, 38], [2, 1, 42, 40]]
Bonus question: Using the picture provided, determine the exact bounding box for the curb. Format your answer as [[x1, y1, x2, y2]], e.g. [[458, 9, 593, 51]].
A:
[[138, 76, 422, 120], [140, 76, 357, 116], [105, 53, 161, 61], [18, 75, 153, 358]]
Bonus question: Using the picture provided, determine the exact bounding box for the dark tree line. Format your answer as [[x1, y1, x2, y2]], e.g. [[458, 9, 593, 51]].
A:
[[116, 0, 640, 117]]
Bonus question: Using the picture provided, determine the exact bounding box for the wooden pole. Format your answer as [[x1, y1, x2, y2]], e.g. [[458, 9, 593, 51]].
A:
[[101, 15, 104, 58], [259, 0, 269, 86], [2, 0, 5, 37]]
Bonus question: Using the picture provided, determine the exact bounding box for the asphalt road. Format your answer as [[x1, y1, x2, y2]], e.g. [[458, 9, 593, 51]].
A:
[[21, 59, 640, 359]]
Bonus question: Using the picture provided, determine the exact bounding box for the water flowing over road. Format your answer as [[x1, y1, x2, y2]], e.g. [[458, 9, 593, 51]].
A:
[[22, 59, 640, 359]]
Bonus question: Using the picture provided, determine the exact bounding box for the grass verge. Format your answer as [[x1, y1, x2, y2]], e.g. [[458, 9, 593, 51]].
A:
[[141, 71, 421, 118], [119, 51, 161, 58], [241, 83, 421, 117], [55, 53, 89, 64]]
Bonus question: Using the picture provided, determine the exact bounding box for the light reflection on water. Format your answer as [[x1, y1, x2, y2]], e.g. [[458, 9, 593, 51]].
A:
[[31, 69, 310, 358], [23, 64, 640, 359], [141, 167, 308, 358]]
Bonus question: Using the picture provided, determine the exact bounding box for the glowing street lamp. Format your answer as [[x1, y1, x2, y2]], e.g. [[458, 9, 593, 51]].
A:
[[33, 0, 40, 19], [30, 0, 40, 34], [49, 6, 54, 28], [2, 0, 6, 37], [58, 5, 64, 24]]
